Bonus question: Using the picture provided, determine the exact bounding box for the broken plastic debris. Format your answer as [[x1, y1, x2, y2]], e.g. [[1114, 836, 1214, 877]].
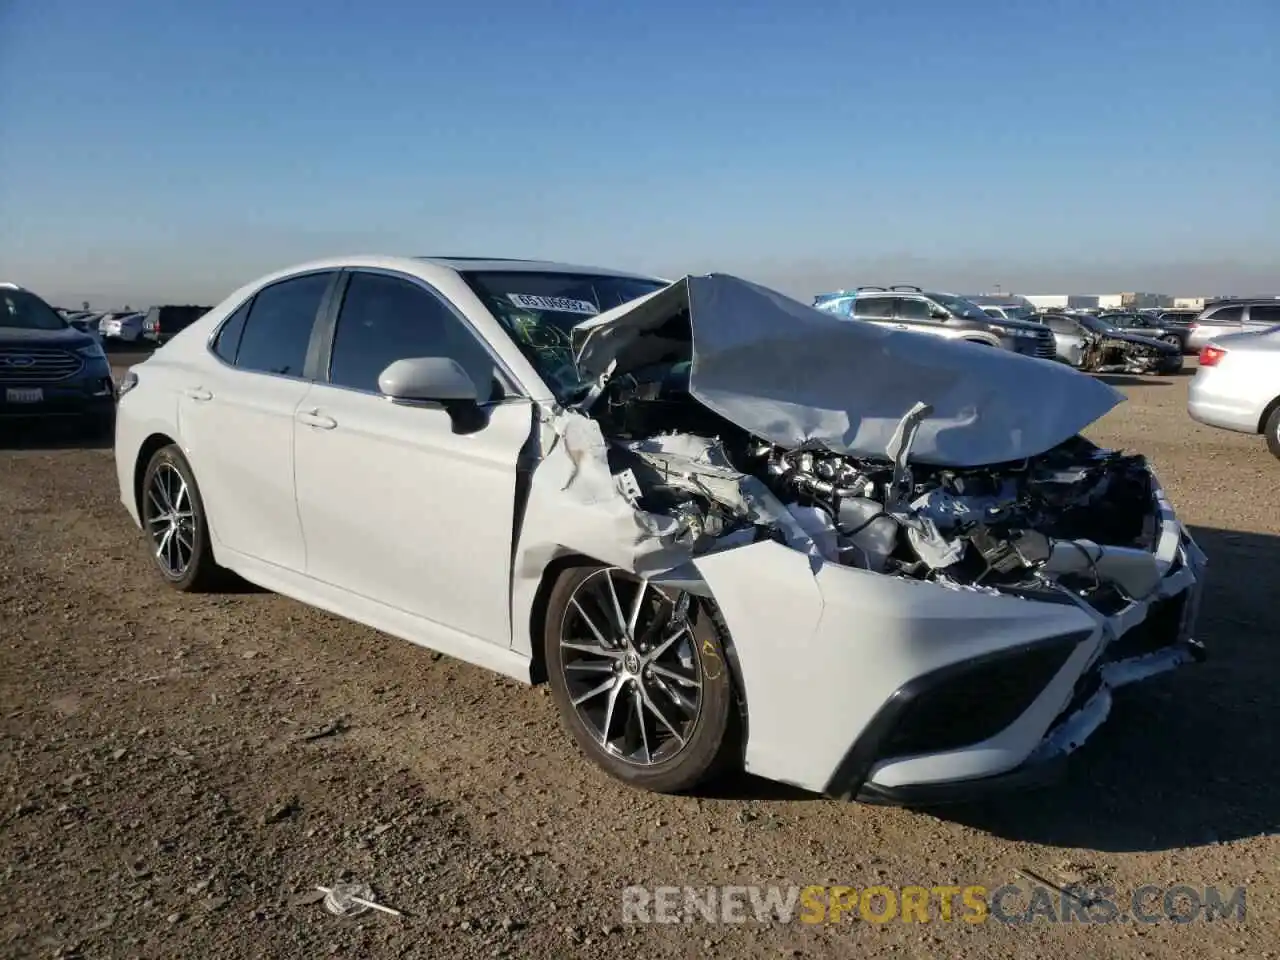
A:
[[317, 883, 402, 918]]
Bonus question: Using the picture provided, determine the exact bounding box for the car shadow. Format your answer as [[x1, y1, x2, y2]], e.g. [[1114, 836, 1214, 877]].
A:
[[0, 423, 113, 451], [929, 525, 1279, 852], [1092, 374, 1171, 387]]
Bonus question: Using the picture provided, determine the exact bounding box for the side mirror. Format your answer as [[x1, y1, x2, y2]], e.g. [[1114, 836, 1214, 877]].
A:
[[377, 356, 479, 404], [930, 308, 949, 320]]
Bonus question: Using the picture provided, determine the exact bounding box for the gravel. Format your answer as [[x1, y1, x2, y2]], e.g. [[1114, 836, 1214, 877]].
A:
[[1, 353, 1276, 958]]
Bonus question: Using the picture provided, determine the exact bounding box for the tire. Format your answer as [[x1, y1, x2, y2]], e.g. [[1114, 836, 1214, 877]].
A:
[[139, 444, 224, 592], [544, 564, 739, 793], [1160, 335, 1181, 348], [1265, 405, 1280, 461]]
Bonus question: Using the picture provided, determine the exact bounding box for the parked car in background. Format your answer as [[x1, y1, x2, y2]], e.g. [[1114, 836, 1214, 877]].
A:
[[1038, 312, 1182, 374], [966, 297, 1038, 323], [813, 286, 1057, 360], [1032, 312, 1089, 365], [1185, 300, 1280, 353], [0, 282, 116, 435], [99, 311, 147, 343], [143, 304, 212, 343], [1157, 310, 1200, 326], [1098, 312, 1193, 353], [1188, 326, 1280, 459]]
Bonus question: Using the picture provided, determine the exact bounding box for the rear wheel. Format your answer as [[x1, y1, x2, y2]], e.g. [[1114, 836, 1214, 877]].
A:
[[544, 565, 739, 793], [1160, 334, 1181, 347], [1265, 405, 1280, 461], [139, 444, 224, 591]]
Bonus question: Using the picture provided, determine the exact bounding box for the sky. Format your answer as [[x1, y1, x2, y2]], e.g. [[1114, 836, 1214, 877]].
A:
[[1, 0, 1277, 308]]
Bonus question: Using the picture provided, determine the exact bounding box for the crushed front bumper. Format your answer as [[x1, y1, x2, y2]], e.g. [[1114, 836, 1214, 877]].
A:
[[692, 477, 1207, 802]]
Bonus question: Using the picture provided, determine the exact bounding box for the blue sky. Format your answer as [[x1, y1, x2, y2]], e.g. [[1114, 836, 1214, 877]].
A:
[[1, 0, 1276, 307]]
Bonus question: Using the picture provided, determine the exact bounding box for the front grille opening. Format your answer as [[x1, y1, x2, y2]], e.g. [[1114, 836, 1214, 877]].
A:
[[879, 634, 1085, 758], [0, 348, 83, 382], [1103, 593, 1186, 663]]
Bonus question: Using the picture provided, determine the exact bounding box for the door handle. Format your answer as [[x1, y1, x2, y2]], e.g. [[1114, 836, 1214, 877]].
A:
[[297, 409, 337, 430], [184, 387, 213, 402]]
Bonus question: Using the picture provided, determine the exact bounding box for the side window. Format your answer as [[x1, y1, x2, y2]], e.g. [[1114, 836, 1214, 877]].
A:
[[212, 300, 251, 364], [234, 272, 332, 377], [328, 272, 499, 397], [853, 296, 895, 319], [1248, 304, 1280, 326], [1206, 305, 1243, 324], [897, 298, 931, 321]]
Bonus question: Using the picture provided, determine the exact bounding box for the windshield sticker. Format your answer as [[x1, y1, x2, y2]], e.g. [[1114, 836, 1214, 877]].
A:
[[507, 293, 599, 315]]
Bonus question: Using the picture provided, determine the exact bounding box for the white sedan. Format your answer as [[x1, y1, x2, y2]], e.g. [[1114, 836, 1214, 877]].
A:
[[1187, 326, 1280, 460], [113, 257, 1207, 802]]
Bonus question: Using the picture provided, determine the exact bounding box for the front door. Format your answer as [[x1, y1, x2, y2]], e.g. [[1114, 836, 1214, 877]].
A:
[[292, 270, 533, 648]]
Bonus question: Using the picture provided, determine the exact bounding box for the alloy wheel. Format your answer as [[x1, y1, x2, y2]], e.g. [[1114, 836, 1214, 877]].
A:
[[558, 568, 704, 766], [144, 462, 196, 578]]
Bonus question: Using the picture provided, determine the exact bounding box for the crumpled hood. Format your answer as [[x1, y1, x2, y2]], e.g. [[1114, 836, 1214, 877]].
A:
[[1091, 327, 1180, 353], [573, 274, 1125, 468]]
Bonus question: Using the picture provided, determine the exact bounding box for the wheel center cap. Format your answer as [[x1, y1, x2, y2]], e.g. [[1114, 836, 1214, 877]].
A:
[[622, 652, 641, 675]]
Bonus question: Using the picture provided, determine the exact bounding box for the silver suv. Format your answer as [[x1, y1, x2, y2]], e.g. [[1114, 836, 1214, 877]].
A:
[[812, 286, 1057, 360], [1184, 300, 1280, 353]]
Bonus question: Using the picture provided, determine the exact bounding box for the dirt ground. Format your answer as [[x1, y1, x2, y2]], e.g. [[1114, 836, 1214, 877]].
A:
[[1, 347, 1276, 959]]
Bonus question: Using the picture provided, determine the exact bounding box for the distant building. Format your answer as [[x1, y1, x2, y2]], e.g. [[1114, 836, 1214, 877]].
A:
[[1024, 294, 1099, 311], [1096, 292, 1171, 310], [1173, 296, 1206, 310]]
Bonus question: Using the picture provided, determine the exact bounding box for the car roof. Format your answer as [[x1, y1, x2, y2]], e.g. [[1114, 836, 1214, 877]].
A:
[[249, 255, 661, 287], [414, 255, 659, 280]]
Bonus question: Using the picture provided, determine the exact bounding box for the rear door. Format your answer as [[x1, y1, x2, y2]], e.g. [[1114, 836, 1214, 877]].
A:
[[177, 271, 338, 572], [851, 295, 897, 331]]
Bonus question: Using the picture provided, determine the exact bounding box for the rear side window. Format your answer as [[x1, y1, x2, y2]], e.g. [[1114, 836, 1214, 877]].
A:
[[1205, 305, 1243, 323], [327, 272, 498, 396], [897, 298, 931, 321], [233, 273, 333, 377], [212, 301, 251, 363], [1249, 304, 1280, 326], [853, 297, 895, 319]]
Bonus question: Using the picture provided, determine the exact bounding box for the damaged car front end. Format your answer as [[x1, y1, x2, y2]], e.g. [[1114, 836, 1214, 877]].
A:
[[1075, 313, 1183, 375], [502, 274, 1206, 803]]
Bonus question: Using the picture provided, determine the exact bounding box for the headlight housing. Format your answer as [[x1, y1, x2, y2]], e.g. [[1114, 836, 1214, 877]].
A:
[[75, 341, 108, 361], [991, 324, 1038, 339]]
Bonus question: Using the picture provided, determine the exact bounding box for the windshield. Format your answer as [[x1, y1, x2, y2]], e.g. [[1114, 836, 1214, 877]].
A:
[[931, 293, 991, 320], [462, 271, 668, 399], [0, 288, 68, 331], [1078, 314, 1118, 334]]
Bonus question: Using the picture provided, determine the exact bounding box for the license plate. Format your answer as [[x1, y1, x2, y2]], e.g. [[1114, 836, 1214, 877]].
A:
[[5, 387, 44, 403]]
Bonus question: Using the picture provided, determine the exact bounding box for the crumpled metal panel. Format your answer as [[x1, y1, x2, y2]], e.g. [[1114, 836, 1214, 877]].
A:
[[574, 274, 1125, 467]]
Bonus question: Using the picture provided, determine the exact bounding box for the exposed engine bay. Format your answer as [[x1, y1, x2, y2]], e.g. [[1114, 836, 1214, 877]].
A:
[[1079, 333, 1168, 375], [590, 355, 1160, 613]]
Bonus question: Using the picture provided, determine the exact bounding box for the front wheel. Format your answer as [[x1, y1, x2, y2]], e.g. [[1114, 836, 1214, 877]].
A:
[[544, 565, 739, 793], [139, 444, 224, 591], [1265, 405, 1280, 461], [1160, 335, 1182, 348]]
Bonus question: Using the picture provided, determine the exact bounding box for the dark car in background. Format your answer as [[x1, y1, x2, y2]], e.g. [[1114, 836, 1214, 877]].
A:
[[0, 283, 116, 436], [1098, 312, 1193, 352], [143, 304, 212, 343], [1040, 311, 1182, 374]]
